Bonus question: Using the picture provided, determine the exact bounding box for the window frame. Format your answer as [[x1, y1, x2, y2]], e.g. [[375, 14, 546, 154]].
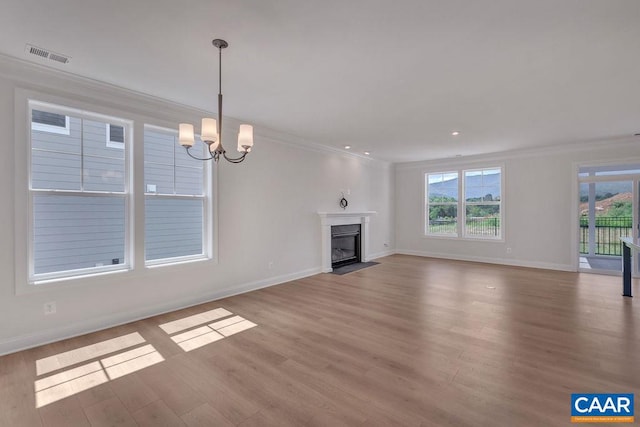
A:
[[424, 165, 504, 241], [27, 100, 133, 283]]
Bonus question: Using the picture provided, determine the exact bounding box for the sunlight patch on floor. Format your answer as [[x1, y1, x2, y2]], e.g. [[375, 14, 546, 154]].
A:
[[36, 332, 146, 376], [34, 336, 163, 408], [35, 361, 103, 393], [34, 308, 257, 407], [217, 319, 257, 337], [162, 309, 257, 352], [158, 308, 233, 334], [102, 344, 164, 380], [174, 330, 224, 352]]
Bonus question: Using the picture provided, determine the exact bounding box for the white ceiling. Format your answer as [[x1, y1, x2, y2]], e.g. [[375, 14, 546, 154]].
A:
[[1, 0, 639, 163]]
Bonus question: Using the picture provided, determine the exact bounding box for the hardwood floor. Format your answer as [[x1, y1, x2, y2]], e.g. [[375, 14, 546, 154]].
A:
[[1, 255, 639, 426]]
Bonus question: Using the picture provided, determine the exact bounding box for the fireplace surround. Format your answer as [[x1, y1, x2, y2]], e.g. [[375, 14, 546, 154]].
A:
[[318, 211, 376, 273]]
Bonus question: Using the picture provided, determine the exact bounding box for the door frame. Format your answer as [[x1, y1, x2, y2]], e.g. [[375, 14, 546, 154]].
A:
[[574, 162, 640, 276]]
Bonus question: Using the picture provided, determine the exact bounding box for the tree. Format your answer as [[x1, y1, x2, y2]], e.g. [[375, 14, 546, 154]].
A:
[[606, 201, 632, 217], [429, 205, 456, 220]]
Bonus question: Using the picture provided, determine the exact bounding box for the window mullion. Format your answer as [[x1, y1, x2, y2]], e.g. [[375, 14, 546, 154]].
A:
[[173, 141, 177, 195], [80, 117, 85, 191], [459, 172, 463, 237]]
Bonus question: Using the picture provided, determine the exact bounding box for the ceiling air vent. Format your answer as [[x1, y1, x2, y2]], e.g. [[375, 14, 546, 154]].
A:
[[25, 44, 71, 64], [49, 53, 70, 64]]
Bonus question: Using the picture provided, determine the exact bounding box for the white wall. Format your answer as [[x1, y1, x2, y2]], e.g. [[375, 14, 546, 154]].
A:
[[0, 55, 394, 355], [395, 140, 640, 271]]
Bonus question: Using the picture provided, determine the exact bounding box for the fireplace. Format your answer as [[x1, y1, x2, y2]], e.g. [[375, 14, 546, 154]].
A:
[[331, 224, 361, 268], [318, 211, 375, 273]]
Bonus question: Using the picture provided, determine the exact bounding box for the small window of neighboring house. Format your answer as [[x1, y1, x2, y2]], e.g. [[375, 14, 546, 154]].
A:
[[31, 110, 71, 135], [106, 124, 125, 149]]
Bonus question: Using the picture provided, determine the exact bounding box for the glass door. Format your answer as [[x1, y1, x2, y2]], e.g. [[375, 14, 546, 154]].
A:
[[636, 179, 640, 276], [578, 164, 640, 275]]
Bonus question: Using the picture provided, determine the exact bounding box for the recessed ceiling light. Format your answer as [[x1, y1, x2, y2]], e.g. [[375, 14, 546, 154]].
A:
[[451, 131, 460, 136], [364, 151, 370, 155], [344, 145, 351, 149]]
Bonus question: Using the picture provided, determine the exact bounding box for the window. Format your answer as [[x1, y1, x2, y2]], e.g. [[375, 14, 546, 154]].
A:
[[144, 126, 209, 264], [29, 101, 130, 281], [106, 124, 125, 149], [31, 110, 70, 135], [426, 172, 458, 235], [425, 166, 503, 239], [463, 168, 502, 238]]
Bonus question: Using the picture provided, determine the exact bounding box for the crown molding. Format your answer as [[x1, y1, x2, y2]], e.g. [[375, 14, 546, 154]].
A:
[[0, 53, 207, 121], [0, 52, 392, 169], [395, 135, 640, 171]]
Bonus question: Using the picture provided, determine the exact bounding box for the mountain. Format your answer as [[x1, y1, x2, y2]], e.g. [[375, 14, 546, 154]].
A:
[[431, 175, 631, 201], [428, 173, 501, 200], [579, 181, 632, 199]]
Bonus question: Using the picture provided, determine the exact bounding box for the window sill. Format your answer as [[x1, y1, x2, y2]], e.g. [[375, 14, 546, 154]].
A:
[[145, 255, 212, 269]]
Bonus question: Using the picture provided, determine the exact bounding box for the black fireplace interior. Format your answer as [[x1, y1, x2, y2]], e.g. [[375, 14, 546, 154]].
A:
[[331, 224, 361, 268]]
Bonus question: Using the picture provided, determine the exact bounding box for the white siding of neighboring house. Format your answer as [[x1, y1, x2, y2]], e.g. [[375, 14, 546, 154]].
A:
[[143, 128, 204, 262], [32, 117, 127, 274], [31, 118, 204, 273]]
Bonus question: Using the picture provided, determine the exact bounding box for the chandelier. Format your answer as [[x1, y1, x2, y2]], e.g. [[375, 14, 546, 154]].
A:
[[178, 39, 253, 163]]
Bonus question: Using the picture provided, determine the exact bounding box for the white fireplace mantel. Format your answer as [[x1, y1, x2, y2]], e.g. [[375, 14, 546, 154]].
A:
[[318, 211, 376, 272]]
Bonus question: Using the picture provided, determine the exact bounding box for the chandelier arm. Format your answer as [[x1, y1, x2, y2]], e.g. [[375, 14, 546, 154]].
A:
[[222, 151, 248, 163], [185, 146, 215, 161]]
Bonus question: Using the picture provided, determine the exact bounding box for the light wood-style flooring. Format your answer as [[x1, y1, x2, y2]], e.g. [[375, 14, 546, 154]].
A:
[[1, 255, 639, 426]]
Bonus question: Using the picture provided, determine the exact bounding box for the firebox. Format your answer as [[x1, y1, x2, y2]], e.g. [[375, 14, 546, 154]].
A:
[[331, 224, 361, 268]]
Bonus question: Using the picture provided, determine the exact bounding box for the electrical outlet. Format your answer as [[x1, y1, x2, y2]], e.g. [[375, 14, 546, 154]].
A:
[[44, 301, 56, 315]]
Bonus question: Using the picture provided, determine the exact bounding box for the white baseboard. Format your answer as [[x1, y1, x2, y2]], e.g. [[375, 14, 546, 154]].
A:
[[368, 249, 396, 260], [0, 267, 322, 356], [395, 249, 575, 272]]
